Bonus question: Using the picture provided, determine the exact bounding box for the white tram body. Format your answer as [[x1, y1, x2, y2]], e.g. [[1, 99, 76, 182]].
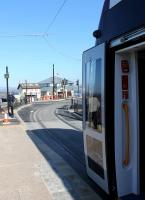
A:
[[82, 0, 145, 199]]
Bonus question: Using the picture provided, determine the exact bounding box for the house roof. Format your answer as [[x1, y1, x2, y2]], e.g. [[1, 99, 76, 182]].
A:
[[38, 76, 73, 84], [41, 85, 81, 92], [17, 83, 40, 89]]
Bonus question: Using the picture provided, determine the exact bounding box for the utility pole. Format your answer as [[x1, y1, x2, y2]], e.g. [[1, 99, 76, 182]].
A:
[[4, 66, 9, 114], [25, 80, 28, 104], [52, 64, 55, 100]]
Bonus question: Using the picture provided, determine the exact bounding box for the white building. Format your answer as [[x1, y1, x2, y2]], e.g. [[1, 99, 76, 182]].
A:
[[17, 83, 41, 102], [38, 76, 81, 100]]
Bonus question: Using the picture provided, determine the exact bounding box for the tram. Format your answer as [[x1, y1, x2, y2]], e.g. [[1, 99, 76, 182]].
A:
[[82, 0, 145, 199]]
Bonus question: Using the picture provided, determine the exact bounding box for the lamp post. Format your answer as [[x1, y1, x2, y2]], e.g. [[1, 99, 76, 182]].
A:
[[4, 66, 10, 114]]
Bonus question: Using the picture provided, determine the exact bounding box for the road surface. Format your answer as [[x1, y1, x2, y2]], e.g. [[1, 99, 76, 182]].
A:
[[18, 100, 108, 200]]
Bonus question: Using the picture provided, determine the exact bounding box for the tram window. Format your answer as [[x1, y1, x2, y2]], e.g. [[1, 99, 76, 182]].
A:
[[85, 59, 102, 133]]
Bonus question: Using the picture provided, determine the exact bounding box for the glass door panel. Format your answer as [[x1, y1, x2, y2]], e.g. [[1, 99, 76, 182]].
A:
[[82, 43, 108, 193]]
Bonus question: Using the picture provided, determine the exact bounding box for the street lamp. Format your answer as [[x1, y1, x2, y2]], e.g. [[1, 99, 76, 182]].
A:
[[4, 66, 10, 114]]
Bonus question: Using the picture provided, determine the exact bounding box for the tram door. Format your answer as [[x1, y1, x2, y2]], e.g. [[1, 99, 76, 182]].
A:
[[114, 43, 145, 197], [82, 43, 109, 193]]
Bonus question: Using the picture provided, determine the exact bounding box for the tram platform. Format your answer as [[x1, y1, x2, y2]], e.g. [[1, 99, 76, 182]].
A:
[[0, 109, 102, 200], [0, 111, 20, 126], [0, 123, 52, 199]]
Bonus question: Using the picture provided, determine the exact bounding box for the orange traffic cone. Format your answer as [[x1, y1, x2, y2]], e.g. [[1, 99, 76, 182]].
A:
[[3, 113, 9, 124]]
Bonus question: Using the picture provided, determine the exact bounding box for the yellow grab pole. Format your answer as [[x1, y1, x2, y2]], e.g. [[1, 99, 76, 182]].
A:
[[122, 103, 130, 166]]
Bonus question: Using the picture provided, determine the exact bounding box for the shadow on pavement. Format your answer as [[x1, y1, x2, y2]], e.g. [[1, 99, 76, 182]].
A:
[[27, 128, 108, 200]]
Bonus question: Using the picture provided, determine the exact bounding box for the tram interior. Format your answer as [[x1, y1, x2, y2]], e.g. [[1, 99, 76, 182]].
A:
[[115, 42, 145, 197]]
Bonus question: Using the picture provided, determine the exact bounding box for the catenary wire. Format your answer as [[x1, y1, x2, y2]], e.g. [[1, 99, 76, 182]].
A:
[[43, 36, 81, 62], [0, 33, 52, 37], [0, 0, 68, 38], [44, 0, 68, 34]]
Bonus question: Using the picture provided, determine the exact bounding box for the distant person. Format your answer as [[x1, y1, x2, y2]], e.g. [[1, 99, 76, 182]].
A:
[[8, 93, 15, 116]]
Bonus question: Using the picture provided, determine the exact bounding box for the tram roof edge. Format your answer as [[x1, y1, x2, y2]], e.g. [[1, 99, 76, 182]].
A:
[[93, 0, 145, 45]]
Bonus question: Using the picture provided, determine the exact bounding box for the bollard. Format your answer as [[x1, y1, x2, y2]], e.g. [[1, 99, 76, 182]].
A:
[[3, 112, 9, 124]]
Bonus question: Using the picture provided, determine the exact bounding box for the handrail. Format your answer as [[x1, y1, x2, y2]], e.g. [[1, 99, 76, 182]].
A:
[[122, 102, 130, 166]]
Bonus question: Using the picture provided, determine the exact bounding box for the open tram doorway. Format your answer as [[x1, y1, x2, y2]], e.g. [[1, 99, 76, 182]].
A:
[[114, 42, 145, 198]]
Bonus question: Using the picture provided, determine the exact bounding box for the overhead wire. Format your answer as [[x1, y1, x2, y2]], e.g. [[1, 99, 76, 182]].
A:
[[0, 0, 68, 38], [0, 0, 80, 62], [42, 0, 81, 62], [43, 36, 81, 62], [0, 33, 47, 37], [44, 0, 68, 34]]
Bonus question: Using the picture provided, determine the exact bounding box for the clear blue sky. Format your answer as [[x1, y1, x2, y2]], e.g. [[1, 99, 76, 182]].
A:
[[0, 0, 104, 88]]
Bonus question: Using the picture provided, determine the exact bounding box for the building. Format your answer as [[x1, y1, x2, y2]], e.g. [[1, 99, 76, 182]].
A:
[[38, 76, 81, 100], [17, 83, 41, 102]]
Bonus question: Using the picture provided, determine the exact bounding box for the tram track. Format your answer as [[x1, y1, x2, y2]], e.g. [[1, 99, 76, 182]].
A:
[[32, 105, 85, 166], [18, 102, 109, 200]]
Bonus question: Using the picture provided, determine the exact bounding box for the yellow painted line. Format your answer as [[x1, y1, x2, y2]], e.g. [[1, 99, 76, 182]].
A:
[[0, 124, 23, 129]]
